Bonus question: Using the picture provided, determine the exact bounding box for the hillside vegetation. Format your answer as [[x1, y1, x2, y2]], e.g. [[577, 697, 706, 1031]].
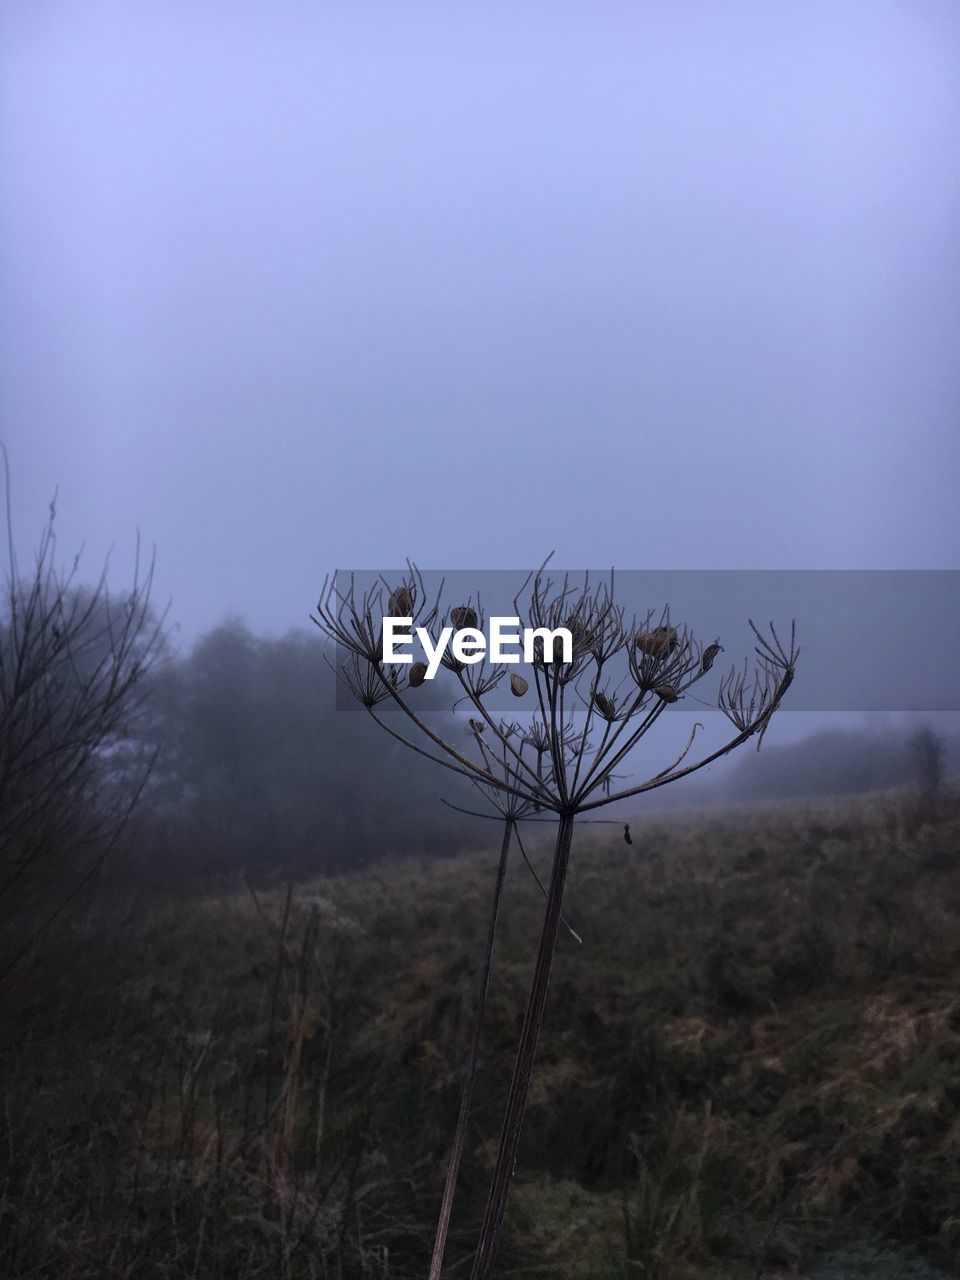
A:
[[1, 789, 959, 1279]]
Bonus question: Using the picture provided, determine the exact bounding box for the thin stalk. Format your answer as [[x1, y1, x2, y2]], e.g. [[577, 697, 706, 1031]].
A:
[[469, 810, 576, 1280], [429, 817, 515, 1280]]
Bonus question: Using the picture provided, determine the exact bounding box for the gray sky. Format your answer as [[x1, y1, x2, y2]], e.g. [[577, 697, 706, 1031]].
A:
[[2, 1, 958, 647]]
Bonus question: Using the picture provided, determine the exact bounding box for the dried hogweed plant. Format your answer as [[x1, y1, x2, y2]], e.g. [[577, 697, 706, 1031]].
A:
[[312, 562, 798, 1279], [428, 717, 588, 1280]]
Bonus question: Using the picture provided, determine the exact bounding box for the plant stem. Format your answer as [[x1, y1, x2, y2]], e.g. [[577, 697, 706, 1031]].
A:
[[469, 810, 576, 1280], [429, 817, 515, 1280]]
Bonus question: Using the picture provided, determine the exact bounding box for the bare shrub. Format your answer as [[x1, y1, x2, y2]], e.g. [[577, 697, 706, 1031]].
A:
[[0, 457, 166, 977]]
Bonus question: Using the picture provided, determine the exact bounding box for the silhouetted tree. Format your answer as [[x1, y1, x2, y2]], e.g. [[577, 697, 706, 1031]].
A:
[[0, 464, 165, 976], [908, 724, 947, 822], [141, 620, 467, 882]]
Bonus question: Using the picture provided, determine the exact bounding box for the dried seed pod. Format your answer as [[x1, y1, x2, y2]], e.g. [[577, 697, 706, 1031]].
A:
[[701, 641, 723, 672], [388, 586, 414, 617], [409, 661, 428, 688], [450, 605, 478, 629], [623, 824, 633, 845], [468, 718, 486, 734], [592, 690, 616, 720], [510, 673, 528, 697], [635, 625, 678, 657], [653, 683, 678, 702]]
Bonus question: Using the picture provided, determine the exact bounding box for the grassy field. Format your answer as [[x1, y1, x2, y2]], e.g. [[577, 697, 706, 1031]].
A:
[[1, 788, 959, 1278]]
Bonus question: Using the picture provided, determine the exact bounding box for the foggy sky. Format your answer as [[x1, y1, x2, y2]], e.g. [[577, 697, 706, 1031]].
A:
[[2, 1, 959, 647]]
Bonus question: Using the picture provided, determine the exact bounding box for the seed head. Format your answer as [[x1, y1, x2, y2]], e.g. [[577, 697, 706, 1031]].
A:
[[409, 661, 428, 688], [635, 625, 678, 657], [450, 605, 478, 629], [510, 674, 528, 697], [388, 586, 414, 617], [701, 642, 723, 672], [469, 718, 486, 735], [592, 691, 616, 720], [653, 683, 678, 702]]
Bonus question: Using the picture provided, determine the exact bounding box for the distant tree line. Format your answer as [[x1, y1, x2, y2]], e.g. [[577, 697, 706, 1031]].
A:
[[133, 619, 472, 886], [725, 723, 956, 802]]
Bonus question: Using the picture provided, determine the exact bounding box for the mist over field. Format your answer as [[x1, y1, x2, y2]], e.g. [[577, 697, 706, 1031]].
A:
[[2, 3, 959, 1277], [102, 613, 960, 884]]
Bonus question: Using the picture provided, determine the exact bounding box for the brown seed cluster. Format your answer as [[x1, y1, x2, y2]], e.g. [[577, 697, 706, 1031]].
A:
[[450, 605, 479, 629], [635, 625, 678, 657], [388, 586, 414, 617], [701, 641, 723, 672], [592, 691, 616, 720]]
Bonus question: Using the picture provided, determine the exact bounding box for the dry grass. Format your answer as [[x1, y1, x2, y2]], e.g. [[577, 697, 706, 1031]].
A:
[[1, 786, 958, 1278]]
